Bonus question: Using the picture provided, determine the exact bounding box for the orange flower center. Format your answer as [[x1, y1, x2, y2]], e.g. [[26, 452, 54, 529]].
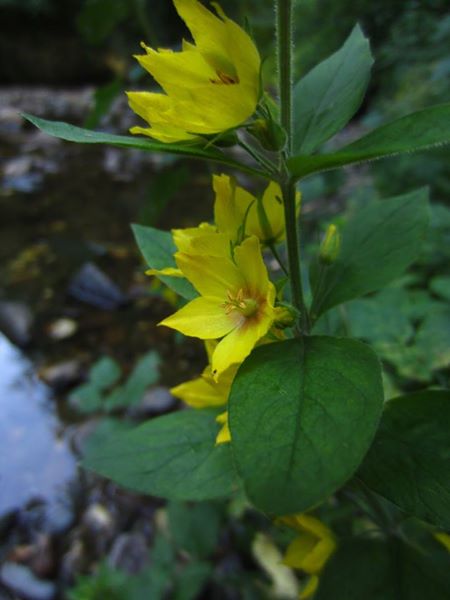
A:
[[222, 288, 258, 317]]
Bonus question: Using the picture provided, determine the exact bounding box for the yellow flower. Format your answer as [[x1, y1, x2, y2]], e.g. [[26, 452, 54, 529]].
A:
[[277, 514, 336, 599], [127, 0, 261, 143], [213, 173, 301, 245], [159, 235, 276, 378]]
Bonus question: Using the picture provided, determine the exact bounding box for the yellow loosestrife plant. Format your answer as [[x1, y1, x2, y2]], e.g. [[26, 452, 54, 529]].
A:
[[25, 0, 450, 597]]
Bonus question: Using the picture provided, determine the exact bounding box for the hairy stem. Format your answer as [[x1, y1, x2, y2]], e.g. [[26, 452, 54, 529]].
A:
[[276, 0, 309, 332]]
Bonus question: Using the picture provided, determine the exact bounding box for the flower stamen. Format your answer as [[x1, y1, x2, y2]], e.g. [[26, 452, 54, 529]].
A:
[[210, 70, 239, 85], [222, 288, 258, 317]]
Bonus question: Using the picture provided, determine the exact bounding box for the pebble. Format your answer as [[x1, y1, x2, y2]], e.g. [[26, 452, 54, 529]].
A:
[[0, 301, 33, 346], [108, 533, 149, 574], [38, 359, 83, 390], [68, 262, 127, 310], [127, 386, 177, 418]]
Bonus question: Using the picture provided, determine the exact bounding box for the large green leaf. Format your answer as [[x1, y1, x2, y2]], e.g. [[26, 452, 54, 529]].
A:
[[22, 114, 266, 178], [83, 409, 239, 501], [293, 25, 373, 155], [229, 336, 383, 515], [316, 538, 450, 600], [288, 103, 450, 179], [358, 390, 450, 528], [310, 188, 429, 319], [132, 223, 197, 300]]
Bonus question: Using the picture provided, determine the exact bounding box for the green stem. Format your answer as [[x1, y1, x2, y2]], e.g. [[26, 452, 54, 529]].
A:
[[276, 0, 293, 154], [281, 179, 310, 333], [276, 0, 309, 333], [238, 140, 277, 175]]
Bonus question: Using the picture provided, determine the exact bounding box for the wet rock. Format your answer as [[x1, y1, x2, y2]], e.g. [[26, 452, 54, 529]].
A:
[[0, 301, 33, 346], [82, 503, 114, 537], [1, 156, 43, 193], [0, 563, 56, 600], [108, 533, 149, 574], [39, 359, 83, 390], [0, 106, 23, 135], [46, 318, 78, 340], [128, 386, 177, 418], [68, 262, 127, 310]]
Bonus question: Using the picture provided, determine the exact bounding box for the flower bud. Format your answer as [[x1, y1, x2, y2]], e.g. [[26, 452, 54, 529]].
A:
[[274, 305, 296, 329], [247, 118, 286, 151], [319, 224, 340, 265]]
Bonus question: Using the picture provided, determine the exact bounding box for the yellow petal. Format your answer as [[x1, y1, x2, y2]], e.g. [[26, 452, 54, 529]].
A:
[[435, 532, 450, 552], [234, 236, 271, 297], [211, 312, 272, 378], [129, 124, 197, 143], [160, 296, 233, 339], [284, 536, 336, 575], [283, 534, 317, 570], [299, 575, 319, 599], [213, 173, 255, 237], [215, 410, 231, 444], [145, 267, 184, 277], [172, 223, 217, 253], [135, 46, 215, 92], [175, 252, 244, 298], [171, 371, 227, 408]]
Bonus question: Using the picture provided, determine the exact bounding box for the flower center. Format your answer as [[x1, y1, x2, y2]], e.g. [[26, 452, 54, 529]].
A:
[[222, 289, 258, 318], [210, 70, 239, 85]]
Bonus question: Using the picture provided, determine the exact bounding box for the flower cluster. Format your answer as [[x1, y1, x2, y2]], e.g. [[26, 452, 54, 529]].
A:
[[148, 175, 296, 444], [127, 0, 261, 143], [278, 514, 336, 599]]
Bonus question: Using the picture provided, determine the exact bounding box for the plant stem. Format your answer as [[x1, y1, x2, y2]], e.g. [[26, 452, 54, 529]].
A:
[[238, 140, 277, 175], [276, 0, 309, 333], [282, 179, 309, 333], [276, 0, 293, 153]]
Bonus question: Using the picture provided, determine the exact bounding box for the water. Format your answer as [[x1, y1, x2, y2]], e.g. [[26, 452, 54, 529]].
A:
[[0, 333, 77, 525]]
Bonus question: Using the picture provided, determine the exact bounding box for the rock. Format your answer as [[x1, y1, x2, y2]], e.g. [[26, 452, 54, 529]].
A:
[[46, 318, 78, 340], [38, 359, 83, 390], [82, 503, 114, 536], [0, 563, 56, 600], [0, 301, 33, 346], [128, 386, 177, 418], [108, 533, 149, 574], [68, 262, 127, 310]]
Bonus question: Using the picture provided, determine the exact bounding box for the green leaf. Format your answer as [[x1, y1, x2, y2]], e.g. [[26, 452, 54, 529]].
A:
[[430, 276, 450, 301], [168, 501, 222, 559], [358, 390, 450, 528], [173, 562, 212, 600], [105, 351, 160, 410], [293, 25, 373, 155], [229, 336, 383, 515], [83, 409, 240, 501], [21, 114, 266, 178], [90, 356, 122, 389], [131, 223, 197, 300], [311, 188, 429, 318], [288, 104, 450, 179], [316, 538, 450, 600]]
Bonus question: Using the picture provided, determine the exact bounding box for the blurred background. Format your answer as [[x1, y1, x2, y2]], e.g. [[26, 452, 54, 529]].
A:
[[0, 0, 449, 598]]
